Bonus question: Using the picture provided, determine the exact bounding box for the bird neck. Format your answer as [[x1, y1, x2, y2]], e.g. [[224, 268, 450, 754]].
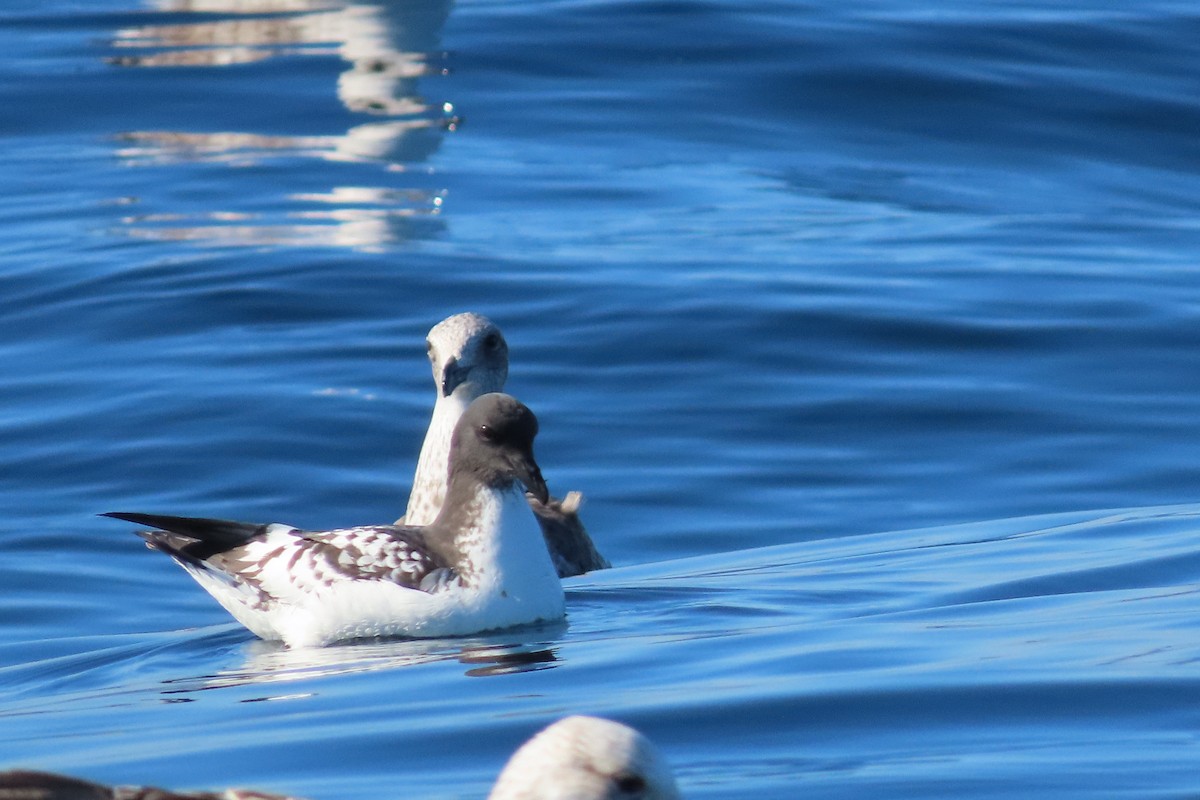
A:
[[441, 480, 545, 587], [406, 391, 472, 526]]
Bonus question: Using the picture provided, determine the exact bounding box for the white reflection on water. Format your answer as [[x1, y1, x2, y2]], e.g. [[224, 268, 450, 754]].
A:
[[152, 629, 565, 701], [109, 0, 455, 250]]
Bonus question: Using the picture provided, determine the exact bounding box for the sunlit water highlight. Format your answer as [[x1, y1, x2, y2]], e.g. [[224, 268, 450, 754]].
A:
[[1, 0, 1199, 798]]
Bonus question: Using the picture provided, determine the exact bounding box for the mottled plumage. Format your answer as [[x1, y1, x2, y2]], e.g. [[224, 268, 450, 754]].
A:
[[0, 716, 680, 800], [406, 312, 509, 527], [403, 312, 609, 577], [106, 394, 564, 647]]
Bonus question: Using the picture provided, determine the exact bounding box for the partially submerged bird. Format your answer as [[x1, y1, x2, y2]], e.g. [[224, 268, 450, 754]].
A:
[[105, 393, 564, 648], [405, 312, 508, 527], [489, 715, 682, 800], [0, 716, 680, 800], [403, 312, 609, 578]]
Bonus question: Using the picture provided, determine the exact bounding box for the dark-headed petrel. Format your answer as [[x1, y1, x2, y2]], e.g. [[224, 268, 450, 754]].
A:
[[105, 394, 564, 648]]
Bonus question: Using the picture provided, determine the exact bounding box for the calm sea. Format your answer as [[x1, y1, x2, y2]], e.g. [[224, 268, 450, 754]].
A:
[[0, 1, 1197, 797]]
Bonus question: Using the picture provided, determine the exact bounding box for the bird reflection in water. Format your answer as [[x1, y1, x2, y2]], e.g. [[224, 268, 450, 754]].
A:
[[108, 0, 457, 250], [156, 628, 563, 701]]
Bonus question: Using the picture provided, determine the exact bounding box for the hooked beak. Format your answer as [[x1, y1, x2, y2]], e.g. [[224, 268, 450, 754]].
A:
[[514, 452, 549, 505], [441, 358, 470, 397]]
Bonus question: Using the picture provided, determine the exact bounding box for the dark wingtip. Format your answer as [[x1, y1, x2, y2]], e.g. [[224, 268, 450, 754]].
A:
[[102, 511, 200, 532], [101, 511, 150, 524], [101, 512, 270, 560]]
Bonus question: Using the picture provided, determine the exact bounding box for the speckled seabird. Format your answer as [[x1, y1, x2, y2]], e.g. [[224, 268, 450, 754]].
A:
[[0, 716, 680, 800], [104, 394, 564, 648], [489, 716, 681, 800], [404, 312, 609, 578]]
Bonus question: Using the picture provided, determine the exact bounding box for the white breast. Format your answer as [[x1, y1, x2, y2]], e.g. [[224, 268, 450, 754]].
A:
[[266, 487, 563, 647], [448, 485, 566, 631]]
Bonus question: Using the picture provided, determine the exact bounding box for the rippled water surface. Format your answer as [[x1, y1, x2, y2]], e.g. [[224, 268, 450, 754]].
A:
[[1, 1, 1198, 797]]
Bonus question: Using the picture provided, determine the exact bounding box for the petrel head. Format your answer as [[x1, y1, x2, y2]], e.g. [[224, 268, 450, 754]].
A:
[[451, 393, 548, 504], [488, 715, 682, 800], [426, 312, 509, 400]]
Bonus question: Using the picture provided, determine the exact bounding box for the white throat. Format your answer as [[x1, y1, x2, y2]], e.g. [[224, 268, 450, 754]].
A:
[[458, 485, 551, 580], [455, 485, 563, 622]]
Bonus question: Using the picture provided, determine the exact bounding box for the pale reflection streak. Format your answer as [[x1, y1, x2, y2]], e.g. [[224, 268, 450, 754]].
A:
[[156, 635, 562, 700], [111, 0, 455, 250]]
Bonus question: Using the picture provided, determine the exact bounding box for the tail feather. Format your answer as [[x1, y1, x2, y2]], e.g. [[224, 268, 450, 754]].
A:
[[102, 512, 271, 561]]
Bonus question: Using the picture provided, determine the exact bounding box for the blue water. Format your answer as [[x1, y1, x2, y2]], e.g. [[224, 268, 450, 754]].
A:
[[1, 0, 1198, 797]]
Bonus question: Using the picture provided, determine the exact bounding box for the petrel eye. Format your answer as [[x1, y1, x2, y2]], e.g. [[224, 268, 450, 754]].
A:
[[614, 774, 646, 795], [484, 332, 501, 350], [477, 424, 498, 443]]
